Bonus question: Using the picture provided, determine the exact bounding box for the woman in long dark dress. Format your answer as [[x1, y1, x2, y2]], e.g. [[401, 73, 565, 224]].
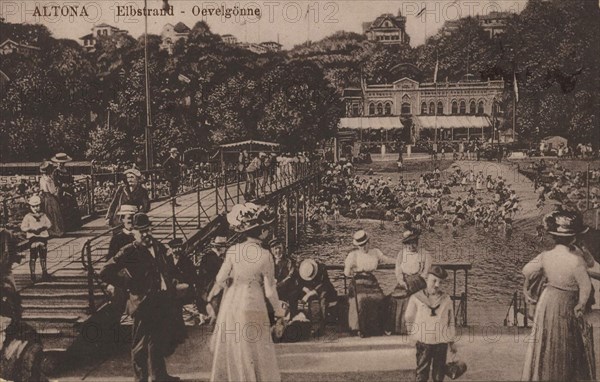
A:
[[522, 210, 595, 381], [50, 153, 81, 231], [344, 230, 395, 337], [105, 168, 150, 227], [38, 162, 65, 238]]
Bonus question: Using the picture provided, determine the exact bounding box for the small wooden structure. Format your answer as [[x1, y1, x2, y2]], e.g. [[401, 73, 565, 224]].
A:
[[218, 140, 280, 168]]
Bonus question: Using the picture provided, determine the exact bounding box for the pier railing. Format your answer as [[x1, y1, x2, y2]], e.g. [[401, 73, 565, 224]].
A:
[[325, 262, 472, 327], [79, 161, 323, 313]]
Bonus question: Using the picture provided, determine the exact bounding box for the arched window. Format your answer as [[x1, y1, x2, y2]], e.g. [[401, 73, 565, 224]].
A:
[[352, 103, 360, 117], [401, 103, 411, 115], [478, 101, 484, 114], [369, 103, 375, 115], [451, 101, 458, 115], [437, 101, 444, 115], [429, 102, 435, 115], [377, 103, 383, 115], [459, 101, 466, 115], [421, 102, 428, 115], [492, 101, 499, 115], [384, 102, 392, 115], [469, 101, 476, 115]]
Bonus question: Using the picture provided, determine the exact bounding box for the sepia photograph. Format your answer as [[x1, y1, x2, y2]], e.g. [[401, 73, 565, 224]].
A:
[[0, 0, 599, 381]]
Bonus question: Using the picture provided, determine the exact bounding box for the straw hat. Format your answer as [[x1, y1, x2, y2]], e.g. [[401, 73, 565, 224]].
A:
[[51, 153, 72, 163], [352, 230, 369, 246], [123, 168, 142, 178], [299, 259, 319, 281], [28, 195, 41, 206], [116, 204, 138, 216], [169, 147, 179, 154]]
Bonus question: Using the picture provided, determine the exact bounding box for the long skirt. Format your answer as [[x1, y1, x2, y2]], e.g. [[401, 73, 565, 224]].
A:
[[522, 285, 595, 381], [348, 273, 385, 336], [59, 192, 81, 231], [40, 193, 64, 237], [210, 283, 280, 382]]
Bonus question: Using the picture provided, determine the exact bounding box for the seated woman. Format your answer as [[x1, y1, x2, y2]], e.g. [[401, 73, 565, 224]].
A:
[[344, 230, 396, 337], [386, 226, 432, 335], [297, 259, 337, 336]]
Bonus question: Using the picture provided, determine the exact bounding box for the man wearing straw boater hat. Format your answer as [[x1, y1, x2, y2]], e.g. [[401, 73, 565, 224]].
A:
[[163, 148, 182, 206], [107, 205, 138, 260], [100, 213, 184, 382], [297, 258, 337, 336], [106, 168, 150, 227]]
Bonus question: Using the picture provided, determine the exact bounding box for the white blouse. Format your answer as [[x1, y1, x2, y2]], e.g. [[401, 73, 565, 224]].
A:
[[39, 175, 58, 195], [344, 248, 387, 276], [523, 244, 592, 304], [396, 247, 432, 281]]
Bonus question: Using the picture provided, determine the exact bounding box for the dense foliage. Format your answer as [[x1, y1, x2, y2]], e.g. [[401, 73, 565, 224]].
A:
[[0, 0, 598, 163]]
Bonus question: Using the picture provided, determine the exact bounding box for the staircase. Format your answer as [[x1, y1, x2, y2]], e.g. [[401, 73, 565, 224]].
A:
[[14, 214, 208, 357]]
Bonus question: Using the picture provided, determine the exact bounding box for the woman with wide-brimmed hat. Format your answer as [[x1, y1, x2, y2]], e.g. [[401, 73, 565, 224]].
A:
[[207, 203, 285, 382], [105, 168, 150, 227], [522, 209, 595, 381], [38, 161, 65, 238], [344, 229, 396, 337]]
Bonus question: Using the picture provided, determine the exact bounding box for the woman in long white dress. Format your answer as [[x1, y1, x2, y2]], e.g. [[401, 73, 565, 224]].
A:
[[207, 203, 284, 382]]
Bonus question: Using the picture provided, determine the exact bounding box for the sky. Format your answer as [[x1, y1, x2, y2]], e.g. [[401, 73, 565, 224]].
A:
[[1, 0, 529, 48]]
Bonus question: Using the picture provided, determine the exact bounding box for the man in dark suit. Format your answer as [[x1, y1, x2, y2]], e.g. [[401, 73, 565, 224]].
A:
[[100, 213, 183, 382], [163, 148, 181, 206]]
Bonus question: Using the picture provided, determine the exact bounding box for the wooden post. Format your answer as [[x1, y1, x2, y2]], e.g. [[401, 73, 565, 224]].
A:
[[464, 270, 468, 326], [294, 190, 299, 245], [197, 185, 201, 229], [285, 193, 290, 253], [171, 199, 177, 240]]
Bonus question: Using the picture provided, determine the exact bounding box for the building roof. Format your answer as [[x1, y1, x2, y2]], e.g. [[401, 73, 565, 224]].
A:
[[414, 116, 492, 130], [222, 34, 234, 38], [342, 88, 362, 98], [96, 23, 119, 29], [219, 140, 280, 150], [541, 135, 567, 142], [0, 39, 40, 51], [261, 41, 281, 47], [173, 22, 191, 33], [478, 11, 513, 20], [365, 13, 405, 31], [339, 117, 403, 130], [79, 33, 94, 40]]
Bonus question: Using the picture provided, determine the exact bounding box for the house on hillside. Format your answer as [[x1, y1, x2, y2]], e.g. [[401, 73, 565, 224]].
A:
[[221, 34, 238, 45], [362, 10, 410, 45], [477, 11, 512, 38], [0, 39, 40, 55], [79, 23, 128, 52], [260, 41, 282, 52], [160, 22, 191, 54]]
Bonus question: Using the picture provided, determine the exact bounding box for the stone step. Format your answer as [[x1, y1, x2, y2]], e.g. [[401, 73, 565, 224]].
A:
[[22, 313, 83, 323], [22, 303, 90, 314], [20, 290, 105, 303], [25, 281, 91, 288]]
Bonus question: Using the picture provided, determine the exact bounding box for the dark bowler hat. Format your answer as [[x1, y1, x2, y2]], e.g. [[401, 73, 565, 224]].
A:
[[268, 238, 283, 248], [168, 238, 183, 248], [132, 213, 152, 230], [428, 265, 448, 280]]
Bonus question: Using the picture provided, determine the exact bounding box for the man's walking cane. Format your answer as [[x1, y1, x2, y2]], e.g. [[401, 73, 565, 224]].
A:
[[351, 275, 363, 337]]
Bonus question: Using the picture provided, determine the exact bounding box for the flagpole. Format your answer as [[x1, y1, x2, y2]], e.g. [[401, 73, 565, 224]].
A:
[[144, 0, 153, 170]]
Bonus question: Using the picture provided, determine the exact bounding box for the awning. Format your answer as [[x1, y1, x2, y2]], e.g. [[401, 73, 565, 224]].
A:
[[414, 115, 492, 129], [219, 140, 280, 149], [338, 117, 403, 130]]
